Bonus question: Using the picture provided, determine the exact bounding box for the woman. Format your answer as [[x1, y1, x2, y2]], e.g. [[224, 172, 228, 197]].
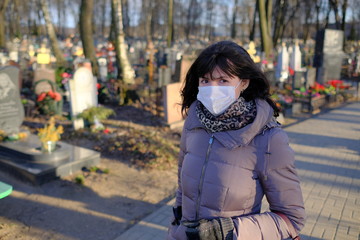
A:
[[167, 41, 305, 240]]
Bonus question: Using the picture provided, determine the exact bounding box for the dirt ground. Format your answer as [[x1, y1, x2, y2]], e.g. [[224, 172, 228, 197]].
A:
[[0, 104, 181, 240]]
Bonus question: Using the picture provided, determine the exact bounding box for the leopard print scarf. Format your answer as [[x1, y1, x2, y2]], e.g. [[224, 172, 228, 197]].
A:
[[196, 97, 257, 132]]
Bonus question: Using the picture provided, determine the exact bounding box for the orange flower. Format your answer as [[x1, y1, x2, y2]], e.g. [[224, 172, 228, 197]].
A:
[[37, 92, 47, 102], [47, 90, 56, 99], [54, 92, 62, 101]]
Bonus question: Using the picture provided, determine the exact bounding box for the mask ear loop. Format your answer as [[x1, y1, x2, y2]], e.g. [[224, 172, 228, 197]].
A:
[[236, 80, 244, 98]]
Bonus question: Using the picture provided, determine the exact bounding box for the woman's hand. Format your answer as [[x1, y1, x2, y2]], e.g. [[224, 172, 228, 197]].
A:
[[183, 217, 234, 240]]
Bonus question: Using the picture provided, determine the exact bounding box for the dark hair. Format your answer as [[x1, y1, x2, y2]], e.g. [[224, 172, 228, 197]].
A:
[[181, 40, 279, 117]]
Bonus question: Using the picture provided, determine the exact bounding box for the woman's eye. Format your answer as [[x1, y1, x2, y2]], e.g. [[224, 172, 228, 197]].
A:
[[200, 79, 208, 84], [220, 79, 228, 83]]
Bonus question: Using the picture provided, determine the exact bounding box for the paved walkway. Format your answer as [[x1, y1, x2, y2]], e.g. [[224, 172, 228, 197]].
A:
[[115, 102, 360, 240]]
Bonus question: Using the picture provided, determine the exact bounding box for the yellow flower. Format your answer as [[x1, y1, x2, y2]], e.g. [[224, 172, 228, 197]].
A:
[[37, 117, 64, 144]]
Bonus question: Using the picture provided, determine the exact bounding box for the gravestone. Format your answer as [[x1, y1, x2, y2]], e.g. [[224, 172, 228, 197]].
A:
[[174, 55, 194, 83], [98, 57, 108, 82], [292, 71, 306, 89], [0, 66, 24, 134], [165, 48, 179, 75], [0, 67, 100, 184], [0, 52, 8, 65], [306, 68, 316, 88], [69, 66, 98, 129], [162, 82, 183, 128], [290, 41, 302, 71], [313, 29, 346, 83], [0, 68, 100, 184], [34, 68, 56, 95], [158, 66, 172, 87], [9, 51, 19, 63], [275, 42, 289, 83]]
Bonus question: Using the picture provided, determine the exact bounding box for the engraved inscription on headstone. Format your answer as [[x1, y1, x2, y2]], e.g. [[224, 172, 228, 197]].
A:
[[0, 66, 24, 134]]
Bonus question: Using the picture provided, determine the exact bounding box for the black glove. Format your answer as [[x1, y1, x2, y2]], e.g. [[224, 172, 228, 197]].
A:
[[184, 217, 234, 240]]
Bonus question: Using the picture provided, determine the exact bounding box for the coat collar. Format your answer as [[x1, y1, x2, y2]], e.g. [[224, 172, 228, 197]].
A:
[[185, 99, 278, 149]]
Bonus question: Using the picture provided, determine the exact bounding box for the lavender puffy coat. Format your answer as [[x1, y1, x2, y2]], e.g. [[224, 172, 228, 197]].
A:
[[167, 99, 306, 240]]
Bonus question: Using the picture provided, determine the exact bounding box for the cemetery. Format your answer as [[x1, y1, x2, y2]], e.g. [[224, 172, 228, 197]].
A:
[[0, 0, 359, 239], [0, 30, 357, 184], [0, 32, 358, 240]]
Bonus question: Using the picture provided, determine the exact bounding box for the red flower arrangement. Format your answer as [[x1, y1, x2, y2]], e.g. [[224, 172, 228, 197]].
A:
[[36, 90, 62, 115], [37, 90, 62, 102], [327, 80, 351, 89]]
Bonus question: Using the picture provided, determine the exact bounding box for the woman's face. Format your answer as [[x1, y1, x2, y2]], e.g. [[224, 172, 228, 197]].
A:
[[199, 66, 249, 99]]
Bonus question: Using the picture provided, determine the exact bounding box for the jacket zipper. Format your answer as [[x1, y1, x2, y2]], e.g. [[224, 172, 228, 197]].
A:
[[195, 134, 214, 220]]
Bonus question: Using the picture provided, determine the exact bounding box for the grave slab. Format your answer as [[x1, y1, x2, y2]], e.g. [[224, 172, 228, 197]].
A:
[[0, 134, 100, 185]]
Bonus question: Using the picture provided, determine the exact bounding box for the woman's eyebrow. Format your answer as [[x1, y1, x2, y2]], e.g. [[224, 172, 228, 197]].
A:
[[200, 75, 229, 80]]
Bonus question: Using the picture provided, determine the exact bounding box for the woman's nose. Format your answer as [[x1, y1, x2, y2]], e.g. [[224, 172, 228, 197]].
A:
[[208, 80, 219, 86]]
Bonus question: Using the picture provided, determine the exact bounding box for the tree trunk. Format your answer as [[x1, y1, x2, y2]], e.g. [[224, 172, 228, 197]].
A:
[[122, 0, 130, 36], [279, 1, 300, 40], [231, 0, 238, 39], [39, 0, 66, 67], [80, 0, 99, 77], [0, 0, 9, 48], [272, 0, 286, 46], [100, 0, 107, 38], [315, 1, 320, 31], [144, 2, 153, 43], [341, 0, 348, 31], [258, 0, 273, 59], [266, 0, 272, 34], [205, 0, 214, 41], [167, 0, 174, 48], [111, 0, 135, 85], [324, 2, 331, 28], [249, 0, 258, 41], [303, 0, 312, 43]]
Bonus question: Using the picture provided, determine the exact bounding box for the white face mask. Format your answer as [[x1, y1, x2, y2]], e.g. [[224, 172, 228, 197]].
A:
[[197, 81, 241, 116]]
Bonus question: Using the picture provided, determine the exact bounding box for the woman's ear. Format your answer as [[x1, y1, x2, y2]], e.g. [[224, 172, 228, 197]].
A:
[[241, 79, 250, 90]]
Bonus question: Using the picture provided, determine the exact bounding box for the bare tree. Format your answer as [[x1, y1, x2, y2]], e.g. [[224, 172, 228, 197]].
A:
[[303, 0, 315, 43], [231, 0, 239, 39], [185, 0, 201, 41], [79, 0, 99, 76], [142, 0, 154, 43], [249, 0, 258, 41], [39, 0, 66, 67], [167, 0, 174, 47], [258, 0, 273, 58], [340, 0, 348, 31], [0, 0, 9, 48], [111, 0, 135, 85]]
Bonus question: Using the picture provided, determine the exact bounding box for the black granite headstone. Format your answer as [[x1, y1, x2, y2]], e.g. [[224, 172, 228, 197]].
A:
[[313, 29, 345, 83], [0, 66, 24, 134]]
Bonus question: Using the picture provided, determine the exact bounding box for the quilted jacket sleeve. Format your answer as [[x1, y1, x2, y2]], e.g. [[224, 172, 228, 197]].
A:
[[232, 128, 306, 239], [167, 127, 187, 240], [175, 126, 187, 207]]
